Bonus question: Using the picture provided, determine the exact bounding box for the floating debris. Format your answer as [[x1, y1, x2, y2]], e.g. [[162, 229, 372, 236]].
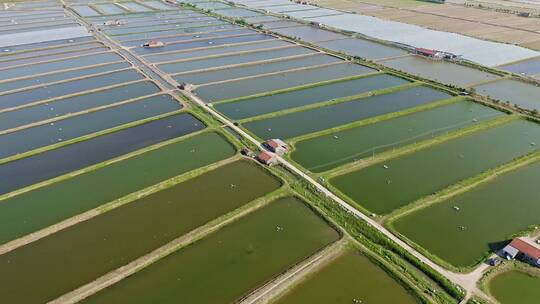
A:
[[275, 225, 284, 232], [383, 164, 389, 169], [458, 226, 466, 231], [333, 135, 339, 139], [531, 142, 536, 146], [453, 206, 460, 211], [472, 118, 478, 122]]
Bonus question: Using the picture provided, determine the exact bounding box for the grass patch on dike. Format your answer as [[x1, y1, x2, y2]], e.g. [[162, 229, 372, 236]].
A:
[[391, 159, 540, 268], [0, 131, 234, 246], [330, 118, 540, 215], [0, 160, 281, 304], [83, 196, 340, 304], [291, 100, 504, 173]]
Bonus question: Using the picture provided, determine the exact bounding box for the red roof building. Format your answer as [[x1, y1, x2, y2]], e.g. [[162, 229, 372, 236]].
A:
[[257, 151, 277, 165], [502, 237, 540, 267]]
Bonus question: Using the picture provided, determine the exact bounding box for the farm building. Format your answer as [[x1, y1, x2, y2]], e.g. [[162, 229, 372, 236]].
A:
[[502, 238, 540, 267], [257, 151, 278, 166], [143, 40, 165, 48], [264, 139, 289, 155]]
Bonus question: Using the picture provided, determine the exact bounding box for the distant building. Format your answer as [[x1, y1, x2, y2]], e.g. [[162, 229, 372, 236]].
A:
[[264, 139, 289, 155], [414, 47, 459, 60], [502, 238, 540, 267], [143, 40, 165, 48], [104, 19, 126, 26], [257, 151, 278, 165]]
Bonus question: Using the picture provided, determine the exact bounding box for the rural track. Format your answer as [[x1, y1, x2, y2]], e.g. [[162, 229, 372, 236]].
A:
[[65, 4, 492, 302]]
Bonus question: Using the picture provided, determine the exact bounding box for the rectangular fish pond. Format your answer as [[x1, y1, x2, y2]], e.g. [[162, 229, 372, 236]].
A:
[[291, 100, 504, 173], [214, 74, 409, 120], [0, 94, 182, 158], [0, 113, 204, 195], [393, 161, 540, 268], [474, 79, 540, 112], [331, 119, 540, 215], [244, 85, 452, 140], [0, 81, 160, 132], [195, 62, 375, 102], [273, 250, 418, 304], [83, 196, 339, 304], [0, 160, 282, 304], [0, 132, 235, 246], [175, 54, 342, 85]]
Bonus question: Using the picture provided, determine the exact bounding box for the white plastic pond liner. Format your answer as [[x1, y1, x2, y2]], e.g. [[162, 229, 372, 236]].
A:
[[229, 0, 540, 67], [0, 26, 91, 48]]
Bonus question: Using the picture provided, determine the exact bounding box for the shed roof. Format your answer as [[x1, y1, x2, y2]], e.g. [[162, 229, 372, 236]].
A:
[[509, 238, 540, 260]]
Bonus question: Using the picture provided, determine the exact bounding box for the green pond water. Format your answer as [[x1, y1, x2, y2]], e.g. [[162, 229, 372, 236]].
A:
[[195, 63, 374, 102], [382, 56, 500, 86], [84, 196, 339, 304], [175, 54, 340, 85], [215, 74, 409, 120], [474, 79, 540, 112], [0, 132, 234, 245], [245, 86, 451, 140], [489, 270, 540, 304], [274, 250, 418, 304], [394, 161, 540, 267], [292, 101, 503, 172], [0, 160, 281, 304], [332, 119, 540, 215]]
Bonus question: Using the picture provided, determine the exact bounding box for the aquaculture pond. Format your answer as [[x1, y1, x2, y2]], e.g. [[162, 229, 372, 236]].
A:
[[245, 86, 451, 140], [272, 25, 348, 43], [474, 79, 540, 111], [84, 197, 339, 304], [381, 56, 500, 86], [215, 74, 409, 120], [498, 57, 540, 76], [0, 132, 235, 245], [0, 69, 143, 110], [489, 270, 540, 304], [114, 24, 240, 42], [292, 101, 503, 172], [175, 54, 341, 85], [0, 62, 130, 94], [134, 34, 273, 55], [196, 63, 375, 102], [159, 46, 315, 74], [393, 161, 540, 267], [315, 37, 407, 60], [0, 48, 108, 69], [274, 250, 418, 304], [143, 39, 289, 63], [0, 113, 204, 195], [0, 160, 281, 304], [0, 95, 181, 158], [0, 52, 122, 81], [0, 81, 160, 132], [122, 28, 255, 47], [332, 119, 540, 215]]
